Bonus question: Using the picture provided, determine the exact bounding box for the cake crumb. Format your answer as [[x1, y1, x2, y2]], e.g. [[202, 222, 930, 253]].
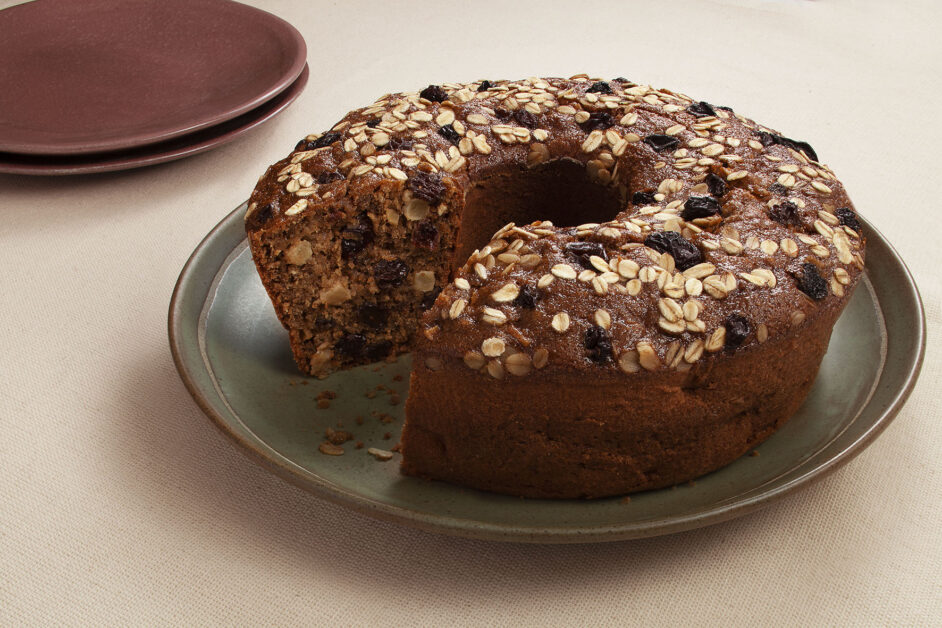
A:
[[620, 496, 631, 504], [389, 394, 400, 406], [318, 442, 344, 456], [355, 416, 364, 426], [391, 443, 402, 453], [392, 374, 403, 382], [355, 441, 364, 449], [317, 399, 331, 409], [750, 450, 760, 457], [383, 432, 392, 440], [365, 391, 377, 399], [325, 427, 353, 445]]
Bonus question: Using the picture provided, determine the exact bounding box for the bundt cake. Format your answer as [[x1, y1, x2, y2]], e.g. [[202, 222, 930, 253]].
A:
[[244, 75, 865, 498]]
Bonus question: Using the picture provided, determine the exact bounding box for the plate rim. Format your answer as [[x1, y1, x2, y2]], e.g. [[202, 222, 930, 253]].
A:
[[0, 0, 307, 155], [0, 65, 308, 176], [169, 203, 926, 543]]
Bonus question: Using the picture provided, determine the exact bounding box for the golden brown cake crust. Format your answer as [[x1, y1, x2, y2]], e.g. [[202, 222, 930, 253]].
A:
[[244, 75, 865, 497]]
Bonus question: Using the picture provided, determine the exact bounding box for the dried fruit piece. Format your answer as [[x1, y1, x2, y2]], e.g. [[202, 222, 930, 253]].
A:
[[580, 111, 614, 131], [316, 171, 344, 184], [373, 259, 409, 287], [245, 201, 276, 230], [437, 124, 461, 145], [706, 173, 727, 197], [835, 207, 861, 232], [365, 119, 381, 128], [687, 101, 717, 117], [477, 80, 493, 92], [420, 85, 447, 102], [407, 172, 447, 204], [681, 196, 721, 221], [724, 313, 751, 348], [357, 303, 388, 328], [756, 131, 818, 162], [769, 201, 801, 226], [512, 109, 538, 129], [412, 220, 440, 250], [296, 132, 341, 151], [365, 341, 392, 361], [339, 213, 374, 258], [584, 326, 613, 364], [565, 241, 608, 268], [513, 285, 538, 309], [385, 137, 414, 151], [644, 231, 703, 271], [420, 287, 441, 310], [334, 334, 367, 359], [795, 262, 828, 300], [644, 134, 680, 152], [632, 191, 656, 206], [586, 81, 611, 94]]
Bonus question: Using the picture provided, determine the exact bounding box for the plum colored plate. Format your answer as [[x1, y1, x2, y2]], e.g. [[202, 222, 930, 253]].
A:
[[169, 204, 924, 543], [0, 65, 307, 175], [0, 0, 306, 155]]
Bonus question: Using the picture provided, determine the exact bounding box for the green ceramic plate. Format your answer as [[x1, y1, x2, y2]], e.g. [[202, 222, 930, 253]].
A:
[[169, 203, 924, 543]]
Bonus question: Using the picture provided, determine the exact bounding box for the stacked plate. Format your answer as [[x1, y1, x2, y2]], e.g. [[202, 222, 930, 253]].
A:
[[0, 0, 308, 175]]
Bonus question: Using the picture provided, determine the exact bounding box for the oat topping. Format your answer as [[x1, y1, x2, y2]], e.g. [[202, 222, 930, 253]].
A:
[[248, 75, 864, 378]]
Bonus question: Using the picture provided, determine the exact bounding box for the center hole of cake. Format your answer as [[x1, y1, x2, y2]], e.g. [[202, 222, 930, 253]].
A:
[[453, 158, 626, 265]]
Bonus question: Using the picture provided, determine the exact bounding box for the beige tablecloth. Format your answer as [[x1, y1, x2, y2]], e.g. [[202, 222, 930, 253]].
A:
[[1, 0, 939, 624]]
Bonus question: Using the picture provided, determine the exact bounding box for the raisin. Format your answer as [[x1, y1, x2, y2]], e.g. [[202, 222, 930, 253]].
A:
[[580, 111, 614, 131], [385, 137, 413, 151], [294, 132, 342, 151], [493, 108, 512, 121], [632, 191, 656, 206], [795, 262, 828, 300], [512, 109, 538, 128], [477, 80, 493, 92], [768, 201, 801, 226], [420, 85, 447, 102], [437, 124, 461, 145], [768, 183, 789, 196], [716, 105, 734, 112], [644, 134, 680, 152], [724, 313, 751, 349], [334, 334, 367, 360], [565, 241, 608, 268], [687, 101, 717, 117], [365, 119, 381, 128], [586, 81, 611, 94], [412, 220, 440, 250], [613, 77, 630, 82], [835, 207, 861, 232], [513, 285, 538, 309], [584, 326, 613, 364], [339, 213, 373, 258], [756, 131, 818, 162], [706, 173, 727, 197], [681, 196, 721, 221], [407, 171, 447, 204], [644, 231, 703, 271], [357, 303, 388, 329], [373, 260, 409, 287], [246, 201, 276, 230], [420, 287, 441, 310], [365, 341, 393, 361], [316, 171, 344, 184]]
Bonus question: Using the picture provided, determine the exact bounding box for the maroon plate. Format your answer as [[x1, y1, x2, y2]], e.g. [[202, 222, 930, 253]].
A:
[[0, 0, 306, 155], [0, 64, 308, 176]]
